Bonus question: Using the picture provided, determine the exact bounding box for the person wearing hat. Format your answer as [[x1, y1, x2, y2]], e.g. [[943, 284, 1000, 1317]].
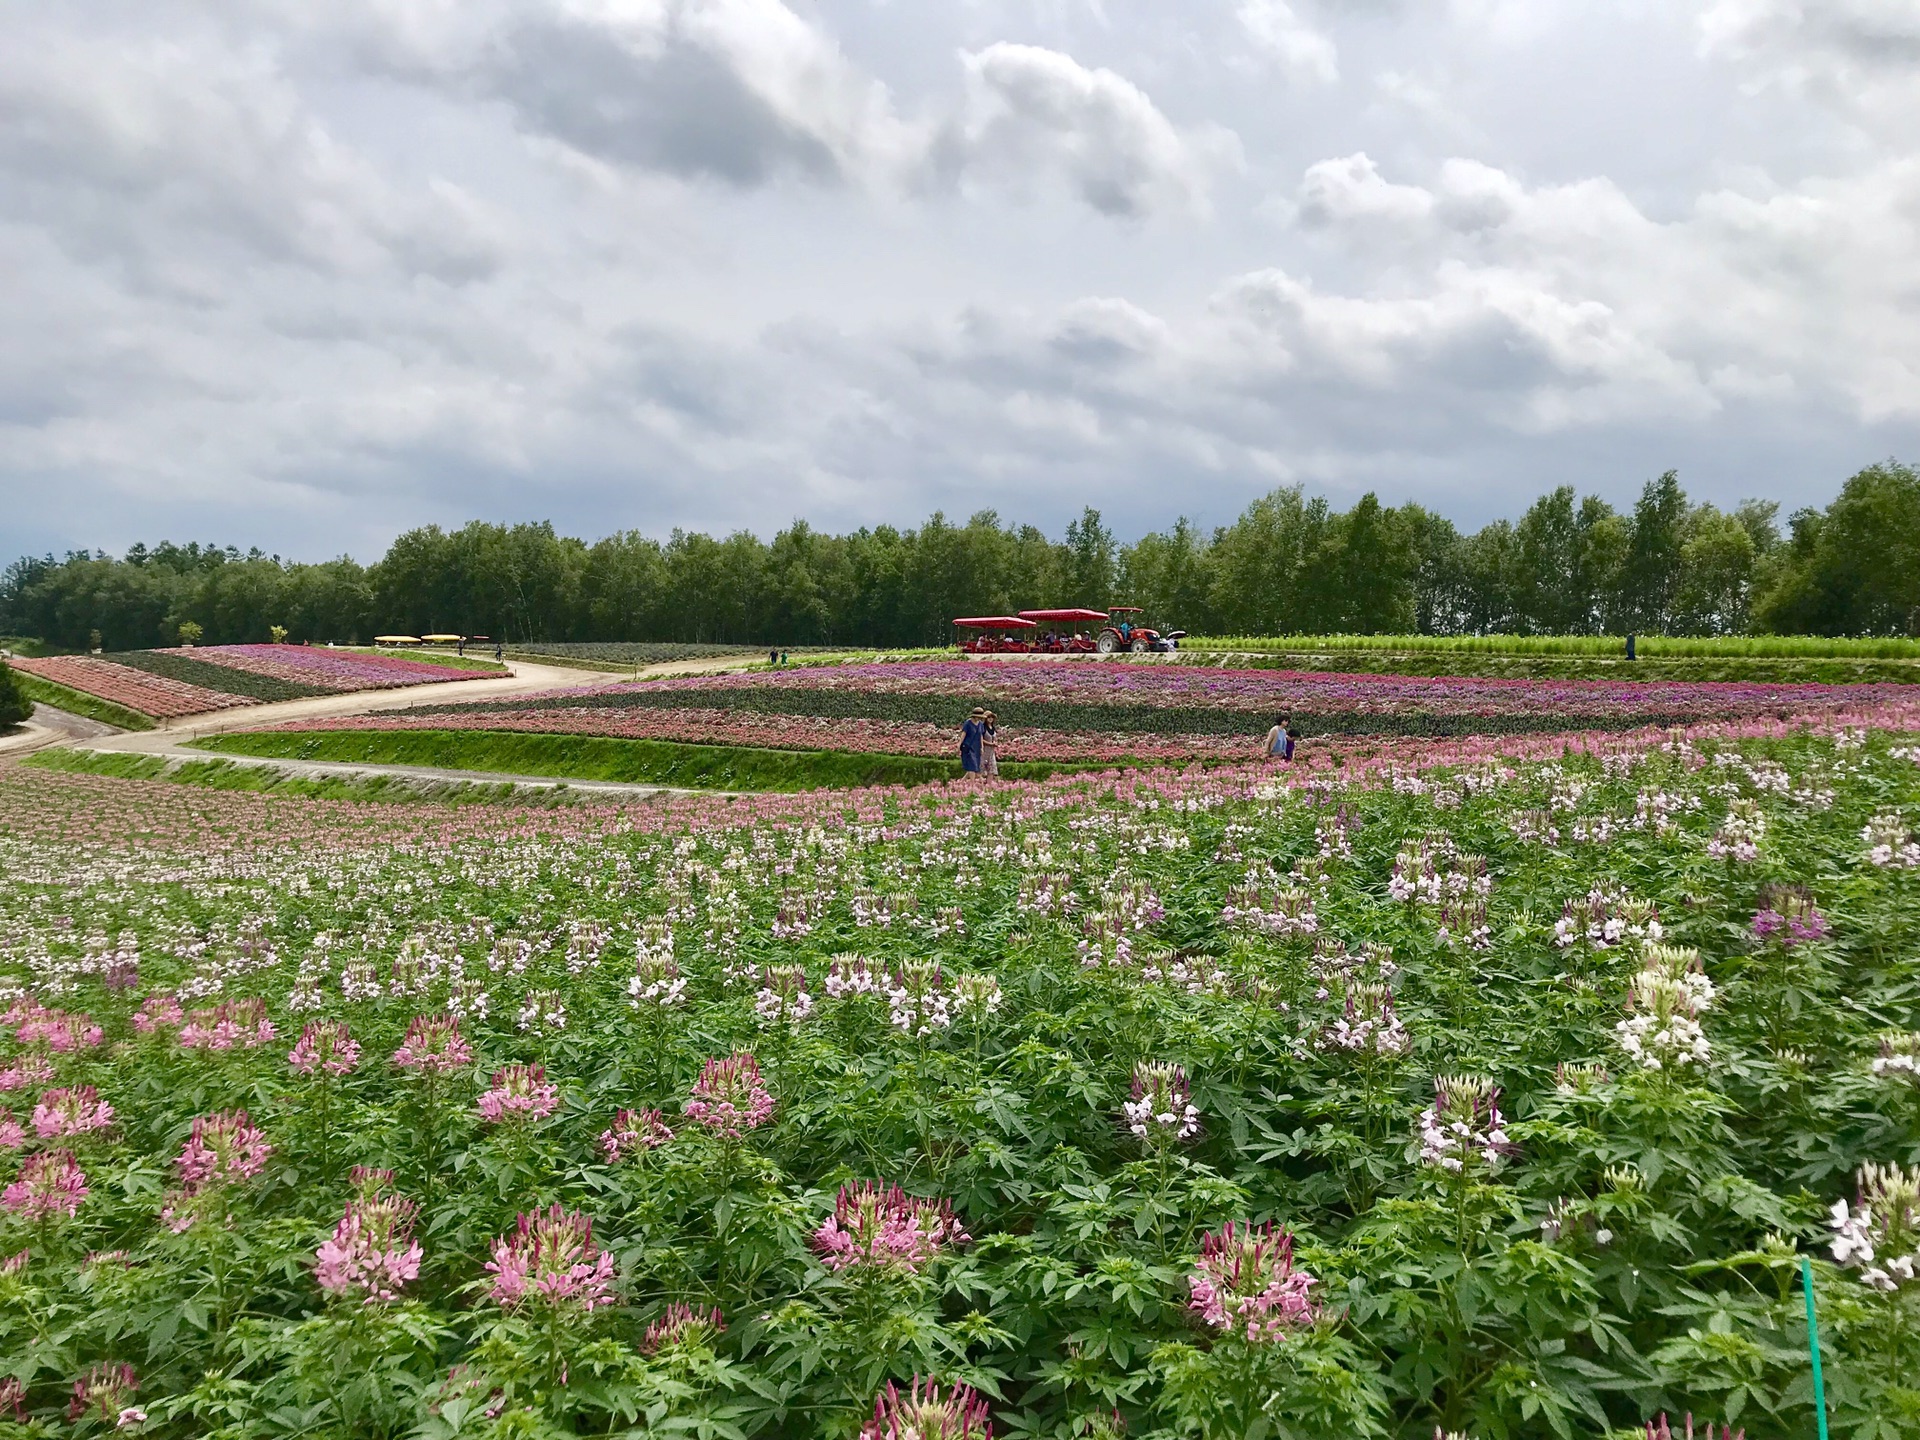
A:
[[960, 707, 986, 776], [980, 710, 1000, 777]]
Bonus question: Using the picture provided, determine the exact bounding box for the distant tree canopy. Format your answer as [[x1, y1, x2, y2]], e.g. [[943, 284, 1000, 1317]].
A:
[[4, 463, 1916, 649]]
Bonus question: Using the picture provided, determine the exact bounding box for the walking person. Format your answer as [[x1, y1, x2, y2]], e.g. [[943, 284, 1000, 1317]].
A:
[[960, 707, 985, 777], [980, 710, 1000, 777]]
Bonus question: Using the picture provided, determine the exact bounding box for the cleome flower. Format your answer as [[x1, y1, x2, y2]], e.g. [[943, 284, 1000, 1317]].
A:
[[1749, 884, 1830, 947], [315, 1169, 423, 1305], [685, 1053, 775, 1137], [824, 952, 883, 998], [1319, 981, 1411, 1058], [1123, 1061, 1201, 1149], [1872, 1032, 1920, 1083], [600, 1107, 674, 1162], [887, 958, 953, 1036], [1417, 1075, 1517, 1174], [628, 951, 687, 1009], [754, 964, 815, 1028], [0, 1112, 22, 1151], [391, 1014, 473, 1074], [1644, 1415, 1745, 1440], [861, 1377, 993, 1440], [178, 998, 277, 1051], [477, 1063, 560, 1125], [131, 995, 184, 1035], [1861, 813, 1920, 868], [643, 1301, 725, 1355], [288, 1021, 361, 1076], [950, 973, 1004, 1019], [2, 1149, 89, 1222], [164, 1111, 272, 1231], [31, 1085, 115, 1140], [813, 1182, 971, 1275], [1616, 958, 1713, 1074], [1187, 1220, 1319, 1343], [68, 1362, 141, 1428], [1829, 1162, 1920, 1292], [485, 1204, 617, 1312]]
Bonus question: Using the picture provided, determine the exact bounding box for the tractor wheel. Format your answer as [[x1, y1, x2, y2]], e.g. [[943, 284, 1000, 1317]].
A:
[[1095, 631, 1119, 654], [1129, 638, 1149, 653]]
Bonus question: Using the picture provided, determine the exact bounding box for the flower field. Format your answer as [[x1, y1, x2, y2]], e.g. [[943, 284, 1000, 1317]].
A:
[[243, 660, 1920, 768], [2, 702, 1919, 1439], [10, 647, 497, 720]]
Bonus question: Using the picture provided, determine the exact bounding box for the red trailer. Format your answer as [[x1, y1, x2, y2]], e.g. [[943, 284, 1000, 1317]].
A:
[[1016, 608, 1108, 653], [953, 616, 1038, 654]]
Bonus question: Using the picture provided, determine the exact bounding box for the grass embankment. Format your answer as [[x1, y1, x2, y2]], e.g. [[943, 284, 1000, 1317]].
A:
[[22, 748, 578, 805], [193, 729, 1097, 790], [351, 648, 509, 673], [9, 673, 154, 731]]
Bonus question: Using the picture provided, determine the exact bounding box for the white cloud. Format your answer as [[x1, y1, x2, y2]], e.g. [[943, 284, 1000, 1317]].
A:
[[948, 43, 1237, 218], [1236, 0, 1339, 84], [1697, 0, 1920, 123]]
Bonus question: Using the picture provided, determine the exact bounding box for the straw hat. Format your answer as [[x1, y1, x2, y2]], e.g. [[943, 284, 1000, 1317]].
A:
[[970, 707, 986, 718]]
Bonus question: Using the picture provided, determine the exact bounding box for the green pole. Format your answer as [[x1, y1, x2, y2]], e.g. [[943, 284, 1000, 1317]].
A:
[[1802, 1256, 1829, 1440]]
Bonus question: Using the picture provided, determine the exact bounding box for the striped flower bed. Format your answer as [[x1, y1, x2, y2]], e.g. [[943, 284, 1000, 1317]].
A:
[[252, 706, 1243, 763], [191, 645, 499, 692], [11, 656, 258, 719]]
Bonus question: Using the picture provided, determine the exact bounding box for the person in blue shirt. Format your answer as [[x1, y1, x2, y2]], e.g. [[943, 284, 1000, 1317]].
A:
[[960, 707, 985, 774], [1262, 715, 1295, 762]]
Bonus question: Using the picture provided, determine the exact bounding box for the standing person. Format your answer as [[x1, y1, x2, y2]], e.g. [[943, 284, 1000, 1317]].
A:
[[980, 710, 1000, 777], [1262, 715, 1294, 762], [960, 707, 985, 776], [769, 649, 778, 666]]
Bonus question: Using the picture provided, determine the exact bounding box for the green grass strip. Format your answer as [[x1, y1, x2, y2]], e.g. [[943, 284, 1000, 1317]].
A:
[[21, 747, 571, 805], [194, 728, 1099, 790], [10, 673, 156, 731], [346, 648, 509, 673]]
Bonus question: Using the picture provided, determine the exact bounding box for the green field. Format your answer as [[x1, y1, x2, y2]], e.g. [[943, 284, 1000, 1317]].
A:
[[193, 727, 1102, 790]]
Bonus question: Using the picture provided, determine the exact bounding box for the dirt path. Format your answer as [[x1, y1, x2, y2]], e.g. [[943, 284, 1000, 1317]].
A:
[[0, 702, 120, 758], [83, 657, 601, 757]]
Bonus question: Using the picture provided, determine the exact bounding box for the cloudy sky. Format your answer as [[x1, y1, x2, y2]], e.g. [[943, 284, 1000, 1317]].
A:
[[3, 0, 1918, 562]]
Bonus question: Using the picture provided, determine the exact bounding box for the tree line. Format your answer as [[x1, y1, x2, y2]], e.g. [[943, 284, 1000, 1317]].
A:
[[4, 462, 1917, 651]]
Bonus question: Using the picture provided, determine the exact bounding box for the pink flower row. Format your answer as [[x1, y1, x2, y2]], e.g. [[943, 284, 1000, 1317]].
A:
[[11, 656, 257, 718], [194, 645, 497, 691]]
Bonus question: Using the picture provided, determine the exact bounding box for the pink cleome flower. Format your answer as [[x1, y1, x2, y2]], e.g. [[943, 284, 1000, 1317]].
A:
[[178, 998, 276, 1051], [2, 1149, 89, 1222], [132, 994, 185, 1035], [10, 1002, 105, 1054], [0, 1056, 55, 1092], [31, 1085, 115, 1140], [477, 1064, 560, 1124], [1187, 1220, 1320, 1344], [67, 1362, 139, 1426], [0, 1111, 23, 1151], [485, 1204, 617, 1312], [862, 1377, 993, 1440], [684, 1053, 775, 1138], [175, 1111, 273, 1191], [288, 1021, 361, 1076], [642, 1301, 725, 1354], [315, 1170, 423, 1305], [600, 1107, 674, 1163], [813, 1182, 971, 1275], [392, 1014, 473, 1075]]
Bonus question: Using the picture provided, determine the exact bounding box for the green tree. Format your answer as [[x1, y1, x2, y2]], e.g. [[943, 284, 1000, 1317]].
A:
[[0, 659, 28, 728], [1063, 507, 1117, 608], [1617, 470, 1690, 633], [1754, 461, 1920, 634]]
